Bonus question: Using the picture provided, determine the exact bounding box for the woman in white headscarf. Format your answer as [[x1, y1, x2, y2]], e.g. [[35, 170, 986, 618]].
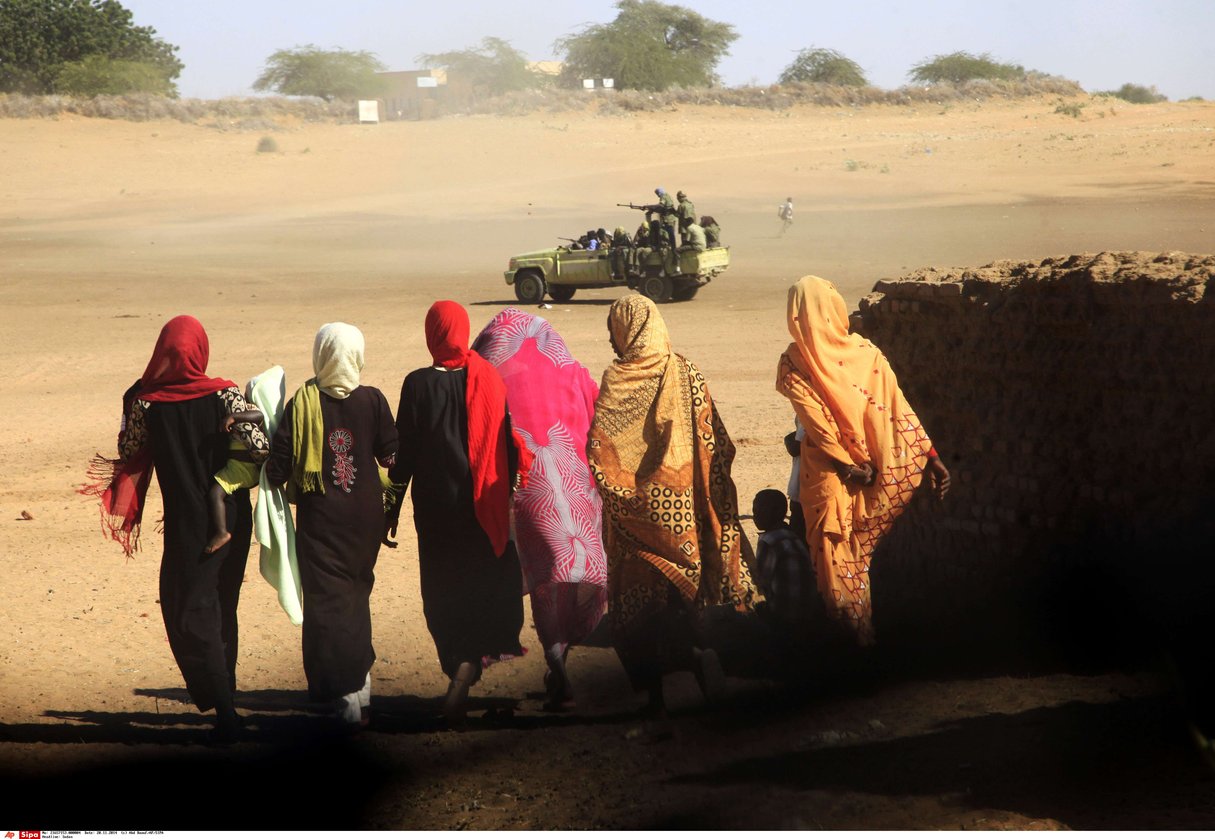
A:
[[266, 323, 398, 727]]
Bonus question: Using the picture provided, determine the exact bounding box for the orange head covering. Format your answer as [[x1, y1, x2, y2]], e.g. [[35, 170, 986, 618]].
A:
[[607, 292, 670, 363], [783, 275, 931, 508]]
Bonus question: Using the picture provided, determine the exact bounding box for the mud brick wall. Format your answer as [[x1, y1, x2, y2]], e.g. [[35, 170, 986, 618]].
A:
[[853, 251, 1215, 654]]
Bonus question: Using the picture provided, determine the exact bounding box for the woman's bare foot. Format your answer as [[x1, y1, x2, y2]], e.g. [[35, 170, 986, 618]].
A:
[[205, 531, 232, 554], [542, 645, 575, 711], [443, 661, 477, 729]]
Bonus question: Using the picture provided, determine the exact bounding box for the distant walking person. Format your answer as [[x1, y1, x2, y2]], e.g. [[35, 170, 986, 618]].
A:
[[778, 197, 794, 235]]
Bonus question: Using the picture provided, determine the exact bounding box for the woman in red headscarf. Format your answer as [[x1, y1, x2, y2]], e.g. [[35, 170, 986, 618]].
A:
[[386, 301, 532, 726], [83, 315, 269, 742]]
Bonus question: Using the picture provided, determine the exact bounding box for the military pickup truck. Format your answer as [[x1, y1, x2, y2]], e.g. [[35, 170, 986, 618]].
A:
[[503, 241, 730, 304]]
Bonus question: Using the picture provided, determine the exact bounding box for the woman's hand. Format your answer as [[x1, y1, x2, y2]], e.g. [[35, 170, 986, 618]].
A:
[[927, 455, 951, 500], [382, 518, 399, 549], [835, 460, 876, 487], [783, 431, 800, 458]]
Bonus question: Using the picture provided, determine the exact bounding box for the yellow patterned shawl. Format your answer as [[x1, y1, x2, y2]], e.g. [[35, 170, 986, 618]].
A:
[[589, 294, 757, 626], [776, 275, 932, 644]]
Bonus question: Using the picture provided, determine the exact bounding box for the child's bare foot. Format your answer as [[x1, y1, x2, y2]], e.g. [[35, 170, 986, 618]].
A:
[[205, 531, 232, 554]]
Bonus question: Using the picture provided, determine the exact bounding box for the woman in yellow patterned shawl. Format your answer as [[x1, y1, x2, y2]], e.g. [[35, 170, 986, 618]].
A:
[[589, 294, 758, 716], [777, 276, 950, 647]]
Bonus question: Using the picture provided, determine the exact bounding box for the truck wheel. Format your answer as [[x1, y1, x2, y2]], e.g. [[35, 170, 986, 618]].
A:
[[514, 271, 546, 304], [672, 284, 700, 301], [640, 275, 673, 303], [549, 286, 576, 303]]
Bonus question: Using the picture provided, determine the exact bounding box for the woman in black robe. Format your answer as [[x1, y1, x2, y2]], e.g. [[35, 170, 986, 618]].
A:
[[87, 315, 268, 742], [386, 301, 528, 726], [265, 322, 397, 727]]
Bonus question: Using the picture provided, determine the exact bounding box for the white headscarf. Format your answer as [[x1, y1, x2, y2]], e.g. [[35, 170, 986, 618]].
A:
[[312, 322, 364, 399]]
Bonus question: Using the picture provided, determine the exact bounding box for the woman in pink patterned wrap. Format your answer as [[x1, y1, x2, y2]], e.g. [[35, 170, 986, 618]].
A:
[[473, 307, 608, 711]]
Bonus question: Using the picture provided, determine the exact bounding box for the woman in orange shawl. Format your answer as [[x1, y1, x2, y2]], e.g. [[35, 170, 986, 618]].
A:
[[589, 294, 758, 717], [777, 276, 950, 647]]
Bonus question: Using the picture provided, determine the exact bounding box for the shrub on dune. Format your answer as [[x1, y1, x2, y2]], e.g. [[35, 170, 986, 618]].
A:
[[1099, 83, 1168, 104]]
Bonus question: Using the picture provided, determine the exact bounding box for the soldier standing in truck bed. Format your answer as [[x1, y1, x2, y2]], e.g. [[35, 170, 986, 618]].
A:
[[653, 188, 678, 250], [676, 191, 696, 245]]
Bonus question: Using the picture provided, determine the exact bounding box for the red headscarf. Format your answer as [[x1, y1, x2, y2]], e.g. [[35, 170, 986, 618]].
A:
[[425, 301, 531, 557], [139, 315, 236, 402], [82, 315, 235, 555]]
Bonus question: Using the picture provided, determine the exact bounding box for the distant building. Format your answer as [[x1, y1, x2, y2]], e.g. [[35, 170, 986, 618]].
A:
[[372, 61, 564, 120], [528, 61, 562, 79], [373, 69, 453, 120]]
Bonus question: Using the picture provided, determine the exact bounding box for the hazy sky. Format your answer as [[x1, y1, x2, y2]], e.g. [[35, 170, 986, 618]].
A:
[[119, 0, 1215, 101]]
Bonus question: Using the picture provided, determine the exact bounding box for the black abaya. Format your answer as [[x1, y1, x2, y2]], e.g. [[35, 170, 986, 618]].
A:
[[266, 385, 397, 701], [390, 367, 524, 679], [144, 391, 253, 716]]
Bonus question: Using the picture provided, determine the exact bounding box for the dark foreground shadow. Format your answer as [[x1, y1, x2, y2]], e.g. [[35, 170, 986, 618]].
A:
[[0, 730, 401, 829], [655, 693, 1215, 830], [0, 683, 646, 829]]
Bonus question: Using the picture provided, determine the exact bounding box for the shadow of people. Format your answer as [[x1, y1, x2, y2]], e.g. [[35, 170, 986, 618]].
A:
[[0, 720, 402, 829]]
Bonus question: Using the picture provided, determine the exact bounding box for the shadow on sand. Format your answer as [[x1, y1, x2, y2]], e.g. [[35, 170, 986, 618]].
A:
[[0, 682, 647, 828], [651, 692, 1214, 830]]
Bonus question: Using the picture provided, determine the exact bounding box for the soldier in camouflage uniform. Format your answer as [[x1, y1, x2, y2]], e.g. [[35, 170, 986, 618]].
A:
[[610, 226, 632, 278], [676, 190, 696, 244], [680, 219, 707, 253], [653, 188, 678, 250]]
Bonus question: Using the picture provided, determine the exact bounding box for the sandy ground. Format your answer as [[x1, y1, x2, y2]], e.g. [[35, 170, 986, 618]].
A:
[[1, 95, 1214, 829]]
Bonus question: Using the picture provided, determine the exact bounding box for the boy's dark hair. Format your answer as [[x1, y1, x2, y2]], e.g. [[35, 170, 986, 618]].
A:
[[752, 489, 788, 529]]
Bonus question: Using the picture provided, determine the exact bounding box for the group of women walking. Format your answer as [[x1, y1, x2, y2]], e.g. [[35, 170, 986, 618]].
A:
[[86, 277, 948, 741]]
